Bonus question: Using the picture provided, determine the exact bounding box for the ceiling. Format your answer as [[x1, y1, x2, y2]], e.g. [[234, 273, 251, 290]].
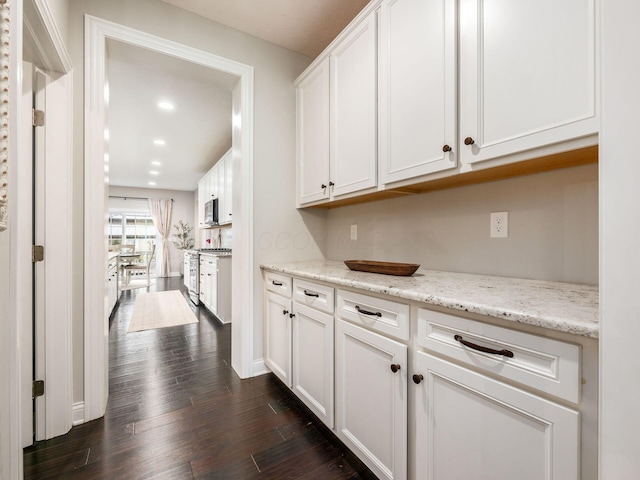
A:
[[108, 0, 370, 192]]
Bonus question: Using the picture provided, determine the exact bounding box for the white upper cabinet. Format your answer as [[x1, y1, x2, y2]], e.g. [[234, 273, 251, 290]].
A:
[[330, 12, 378, 198], [220, 151, 232, 225], [296, 58, 331, 206], [458, 0, 598, 165], [378, 0, 457, 184]]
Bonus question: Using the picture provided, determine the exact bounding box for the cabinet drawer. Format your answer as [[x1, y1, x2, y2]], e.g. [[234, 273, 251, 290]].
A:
[[293, 279, 334, 314], [264, 272, 292, 298], [337, 289, 409, 341], [417, 308, 581, 403]]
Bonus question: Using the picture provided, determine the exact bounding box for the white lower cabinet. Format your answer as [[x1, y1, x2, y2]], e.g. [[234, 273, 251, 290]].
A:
[[413, 351, 579, 480], [264, 291, 292, 386], [292, 302, 334, 428], [335, 319, 407, 480]]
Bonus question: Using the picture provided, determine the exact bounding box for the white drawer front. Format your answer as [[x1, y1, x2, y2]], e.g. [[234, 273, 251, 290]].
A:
[[264, 271, 292, 298], [417, 308, 581, 403], [337, 289, 409, 341], [293, 279, 334, 314]]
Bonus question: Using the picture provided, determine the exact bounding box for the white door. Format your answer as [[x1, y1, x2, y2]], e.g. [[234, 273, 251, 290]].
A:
[[378, 0, 457, 184], [330, 12, 377, 197], [264, 291, 293, 386], [414, 351, 580, 479], [296, 58, 330, 206], [458, 0, 597, 164], [291, 302, 334, 428], [335, 319, 407, 480]]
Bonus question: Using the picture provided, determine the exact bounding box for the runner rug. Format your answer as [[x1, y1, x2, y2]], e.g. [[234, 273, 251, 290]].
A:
[[128, 290, 198, 333]]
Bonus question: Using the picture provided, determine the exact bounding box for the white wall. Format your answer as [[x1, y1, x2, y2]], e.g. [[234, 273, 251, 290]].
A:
[[108, 186, 195, 276], [47, 0, 70, 48], [67, 0, 320, 397], [0, 229, 13, 480], [324, 164, 598, 285], [599, 0, 640, 477]]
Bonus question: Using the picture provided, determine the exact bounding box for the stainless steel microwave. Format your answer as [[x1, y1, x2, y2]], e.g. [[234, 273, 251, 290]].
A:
[[204, 198, 219, 226]]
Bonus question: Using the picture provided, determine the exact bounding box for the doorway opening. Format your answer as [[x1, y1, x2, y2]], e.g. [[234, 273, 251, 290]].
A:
[[84, 16, 255, 423]]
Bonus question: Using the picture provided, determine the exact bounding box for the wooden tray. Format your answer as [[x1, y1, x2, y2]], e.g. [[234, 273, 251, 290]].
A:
[[344, 260, 420, 276]]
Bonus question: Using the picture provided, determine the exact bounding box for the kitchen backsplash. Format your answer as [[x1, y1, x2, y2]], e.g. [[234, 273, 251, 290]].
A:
[[320, 164, 598, 285], [201, 226, 233, 249]]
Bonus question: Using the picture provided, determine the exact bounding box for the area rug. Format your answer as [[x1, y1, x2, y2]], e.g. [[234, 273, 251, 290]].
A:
[[120, 279, 156, 291], [128, 290, 198, 333]]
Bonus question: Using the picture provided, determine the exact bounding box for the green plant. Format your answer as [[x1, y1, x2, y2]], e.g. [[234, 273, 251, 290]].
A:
[[172, 220, 195, 250]]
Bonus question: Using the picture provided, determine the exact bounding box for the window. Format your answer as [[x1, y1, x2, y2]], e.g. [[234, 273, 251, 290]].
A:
[[108, 212, 157, 273]]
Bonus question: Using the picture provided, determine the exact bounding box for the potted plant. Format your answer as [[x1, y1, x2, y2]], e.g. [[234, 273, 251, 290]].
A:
[[172, 220, 195, 252]]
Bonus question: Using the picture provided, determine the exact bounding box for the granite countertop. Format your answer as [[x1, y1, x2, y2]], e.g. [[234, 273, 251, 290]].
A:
[[260, 260, 599, 338]]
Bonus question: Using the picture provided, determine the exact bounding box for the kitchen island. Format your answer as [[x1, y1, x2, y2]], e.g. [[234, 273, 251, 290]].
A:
[[260, 260, 598, 480]]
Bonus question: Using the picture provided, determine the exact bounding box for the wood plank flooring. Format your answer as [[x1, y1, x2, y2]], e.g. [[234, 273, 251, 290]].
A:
[[24, 278, 377, 479]]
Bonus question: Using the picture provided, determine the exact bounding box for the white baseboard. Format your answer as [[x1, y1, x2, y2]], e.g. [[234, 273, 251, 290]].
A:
[[72, 402, 85, 426], [253, 359, 269, 377]]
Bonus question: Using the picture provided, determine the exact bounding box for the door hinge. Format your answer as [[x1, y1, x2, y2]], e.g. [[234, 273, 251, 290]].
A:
[[32, 380, 44, 398], [32, 245, 44, 262], [33, 108, 45, 127]]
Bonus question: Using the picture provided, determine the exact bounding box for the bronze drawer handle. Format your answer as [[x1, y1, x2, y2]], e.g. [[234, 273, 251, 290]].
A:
[[390, 364, 401, 373], [303, 290, 319, 297], [271, 280, 283, 286], [454, 334, 514, 358], [412, 374, 424, 384], [355, 305, 382, 317]]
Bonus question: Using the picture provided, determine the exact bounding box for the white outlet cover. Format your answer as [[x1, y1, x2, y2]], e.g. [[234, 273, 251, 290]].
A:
[[490, 212, 508, 238]]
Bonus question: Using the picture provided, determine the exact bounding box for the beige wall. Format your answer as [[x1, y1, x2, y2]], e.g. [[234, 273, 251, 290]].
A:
[[324, 164, 598, 285], [68, 0, 317, 402], [0, 228, 11, 479]]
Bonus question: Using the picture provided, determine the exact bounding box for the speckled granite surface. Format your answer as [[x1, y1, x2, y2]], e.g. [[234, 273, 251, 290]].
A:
[[260, 260, 599, 338]]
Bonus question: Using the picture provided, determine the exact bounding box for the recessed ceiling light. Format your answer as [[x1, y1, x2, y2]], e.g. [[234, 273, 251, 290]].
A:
[[148, 181, 157, 186], [158, 101, 174, 111], [153, 139, 166, 146], [150, 171, 159, 175], [151, 161, 162, 166]]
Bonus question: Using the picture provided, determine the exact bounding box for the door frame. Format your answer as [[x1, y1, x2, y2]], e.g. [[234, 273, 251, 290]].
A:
[[83, 16, 256, 422]]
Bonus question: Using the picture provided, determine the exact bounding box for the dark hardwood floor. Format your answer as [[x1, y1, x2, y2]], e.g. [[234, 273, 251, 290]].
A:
[[23, 277, 377, 479]]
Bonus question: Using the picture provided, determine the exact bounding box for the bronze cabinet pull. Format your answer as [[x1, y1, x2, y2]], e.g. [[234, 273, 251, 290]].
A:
[[355, 305, 382, 317], [271, 280, 283, 286], [464, 137, 475, 145], [454, 334, 514, 358], [442, 144, 452, 152], [321, 184, 327, 189], [282, 310, 289, 315], [289, 313, 295, 318], [303, 290, 319, 297], [412, 374, 424, 384], [390, 364, 401, 373]]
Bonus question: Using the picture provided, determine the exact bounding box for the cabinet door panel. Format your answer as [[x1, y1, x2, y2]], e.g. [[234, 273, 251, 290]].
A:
[[292, 303, 334, 428], [336, 320, 407, 480], [378, 0, 457, 184], [459, 0, 597, 164], [297, 58, 330, 205], [414, 351, 579, 480], [330, 13, 377, 197], [264, 292, 292, 387]]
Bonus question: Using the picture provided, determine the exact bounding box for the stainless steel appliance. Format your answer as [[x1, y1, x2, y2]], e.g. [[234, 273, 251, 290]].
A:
[[187, 251, 200, 304], [204, 198, 219, 226]]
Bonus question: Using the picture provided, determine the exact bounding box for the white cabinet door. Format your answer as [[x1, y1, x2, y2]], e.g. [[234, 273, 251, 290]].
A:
[[330, 12, 377, 197], [378, 0, 457, 184], [335, 319, 407, 480], [458, 0, 597, 165], [183, 253, 190, 288], [292, 302, 334, 428], [197, 177, 206, 229], [221, 151, 232, 224], [264, 291, 293, 387], [296, 58, 330, 206], [414, 351, 580, 480]]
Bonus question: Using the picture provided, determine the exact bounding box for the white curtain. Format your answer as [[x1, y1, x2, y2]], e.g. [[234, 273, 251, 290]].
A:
[[148, 198, 173, 277]]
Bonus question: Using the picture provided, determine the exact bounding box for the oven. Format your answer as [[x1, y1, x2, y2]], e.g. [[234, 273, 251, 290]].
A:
[[187, 251, 200, 304]]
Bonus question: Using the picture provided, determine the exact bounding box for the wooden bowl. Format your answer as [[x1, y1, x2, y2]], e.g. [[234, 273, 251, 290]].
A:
[[344, 260, 420, 276]]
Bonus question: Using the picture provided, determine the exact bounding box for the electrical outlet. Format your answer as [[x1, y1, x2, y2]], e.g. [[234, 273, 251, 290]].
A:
[[490, 212, 508, 238], [350, 224, 358, 240]]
